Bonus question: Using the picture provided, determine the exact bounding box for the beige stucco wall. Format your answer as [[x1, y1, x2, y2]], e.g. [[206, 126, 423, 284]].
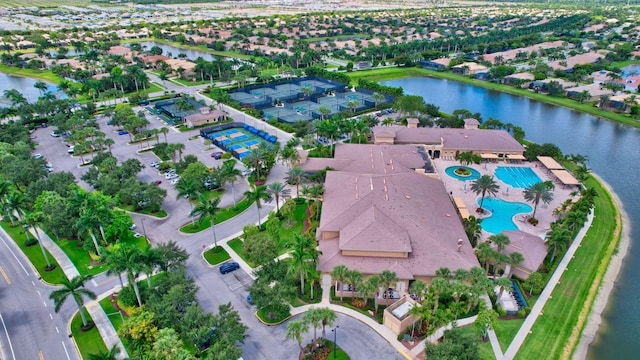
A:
[[320, 230, 339, 240], [374, 136, 395, 144]]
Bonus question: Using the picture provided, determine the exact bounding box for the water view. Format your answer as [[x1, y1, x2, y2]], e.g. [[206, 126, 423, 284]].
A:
[[382, 76, 640, 359], [0, 73, 65, 105], [134, 41, 219, 62]]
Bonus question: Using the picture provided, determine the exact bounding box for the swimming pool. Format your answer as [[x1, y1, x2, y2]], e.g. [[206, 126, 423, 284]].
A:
[[478, 198, 532, 234], [445, 166, 481, 181], [495, 166, 541, 188]]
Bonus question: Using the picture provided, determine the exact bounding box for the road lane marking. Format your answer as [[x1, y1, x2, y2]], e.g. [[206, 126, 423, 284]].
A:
[[61, 341, 71, 360], [39, 350, 44, 360], [0, 236, 28, 275], [49, 313, 53, 320], [0, 312, 16, 360], [55, 327, 59, 333], [0, 266, 10, 285], [43, 301, 47, 308]]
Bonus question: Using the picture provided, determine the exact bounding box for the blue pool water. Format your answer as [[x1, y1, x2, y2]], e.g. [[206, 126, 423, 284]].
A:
[[445, 166, 481, 181], [495, 166, 541, 188], [478, 197, 532, 234]]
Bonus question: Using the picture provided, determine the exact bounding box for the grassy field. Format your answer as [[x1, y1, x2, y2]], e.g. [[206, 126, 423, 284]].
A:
[[203, 246, 231, 265], [0, 221, 66, 284], [180, 198, 252, 233], [227, 238, 255, 267], [346, 67, 640, 128], [495, 318, 525, 352], [515, 176, 621, 359], [456, 324, 495, 360], [71, 309, 108, 359], [0, 64, 64, 84]]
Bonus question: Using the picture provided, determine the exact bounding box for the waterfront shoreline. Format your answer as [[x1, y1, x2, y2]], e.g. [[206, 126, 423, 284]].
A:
[[573, 174, 630, 359]]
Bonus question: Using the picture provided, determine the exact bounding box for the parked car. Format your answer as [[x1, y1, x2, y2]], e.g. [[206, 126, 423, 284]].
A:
[[50, 131, 60, 137], [118, 130, 129, 135], [242, 169, 252, 176], [151, 180, 162, 185], [150, 161, 158, 167], [170, 178, 180, 185], [219, 262, 240, 274], [33, 153, 43, 159], [210, 151, 224, 159], [246, 295, 253, 305], [68, 146, 75, 154]]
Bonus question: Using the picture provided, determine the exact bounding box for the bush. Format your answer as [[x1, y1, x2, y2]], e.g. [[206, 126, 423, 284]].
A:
[[24, 237, 38, 247], [517, 308, 527, 318], [221, 152, 232, 159], [496, 304, 507, 317], [351, 299, 365, 308]]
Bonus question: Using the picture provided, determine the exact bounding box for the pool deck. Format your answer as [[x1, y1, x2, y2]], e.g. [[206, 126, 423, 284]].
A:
[[433, 159, 575, 241]]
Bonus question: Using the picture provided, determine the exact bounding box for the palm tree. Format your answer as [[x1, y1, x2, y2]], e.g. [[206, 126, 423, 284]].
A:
[[5, 190, 26, 226], [302, 307, 323, 344], [243, 185, 272, 226], [34, 81, 48, 96], [494, 277, 513, 300], [379, 270, 398, 295], [243, 147, 268, 179], [76, 210, 103, 257], [372, 92, 385, 107], [267, 182, 290, 214], [88, 345, 121, 360], [429, 277, 448, 313], [476, 242, 495, 274], [160, 127, 169, 143], [470, 175, 499, 212], [173, 143, 186, 161], [318, 105, 331, 121], [102, 246, 127, 288], [49, 275, 97, 328], [505, 252, 524, 277], [345, 269, 363, 298], [175, 178, 200, 226], [546, 224, 571, 263], [456, 151, 475, 167], [318, 307, 336, 337], [288, 234, 313, 294], [462, 215, 482, 248], [286, 166, 306, 198], [332, 265, 348, 302], [190, 195, 221, 247], [117, 244, 144, 306], [286, 320, 308, 352], [488, 233, 510, 253], [23, 212, 54, 270], [3, 89, 27, 106], [523, 182, 554, 220], [222, 160, 242, 206]]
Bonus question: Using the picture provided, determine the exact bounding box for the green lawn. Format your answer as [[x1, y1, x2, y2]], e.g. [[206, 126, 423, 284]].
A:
[[346, 67, 640, 128], [273, 202, 309, 254], [179, 198, 253, 233], [227, 238, 256, 267], [0, 221, 66, 284], [0, 63, 65, 84], [172, 77, 211, 86], [118, 204, 168, 218], [495, 318, 525, 352], [71, 309, 108, 359], [516, 176, 620, 359], [56, 236, 150, 277], [325, 340, 350, 360], [456, 324, 495, 360], [203, 246, 231, 265]]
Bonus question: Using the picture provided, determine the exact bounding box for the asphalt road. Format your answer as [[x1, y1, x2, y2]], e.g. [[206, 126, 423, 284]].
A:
[[0, 232, 79, 360]]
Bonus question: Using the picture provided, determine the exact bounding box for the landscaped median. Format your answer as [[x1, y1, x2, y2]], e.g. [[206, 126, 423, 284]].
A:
[[0, 221, 66, 284], [70, 309, 108, 359], [514, 175, 621, 359], [203, 246, 231, 265], [179, 198, 252, 233]]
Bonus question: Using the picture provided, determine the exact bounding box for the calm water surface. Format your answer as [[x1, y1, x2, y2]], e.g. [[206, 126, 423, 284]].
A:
[[383, 77, 640, 359], [135, 41, 219, 62], [0, 73, 65, 105]]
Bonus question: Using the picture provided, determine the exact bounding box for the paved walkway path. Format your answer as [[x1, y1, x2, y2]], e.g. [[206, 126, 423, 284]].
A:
[[30, 226, 80, 280], [85, 297, 128, 359], [502, 209, 595, 360]]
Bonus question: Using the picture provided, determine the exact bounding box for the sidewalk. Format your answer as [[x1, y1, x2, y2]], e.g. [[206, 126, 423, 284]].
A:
[[85, 298, 128, 359], [502, 209, 595, 359], [30, 226, 80, 280]]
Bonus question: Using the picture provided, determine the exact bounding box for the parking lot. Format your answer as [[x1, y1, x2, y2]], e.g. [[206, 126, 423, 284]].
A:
[[219, 265, 253, 291]]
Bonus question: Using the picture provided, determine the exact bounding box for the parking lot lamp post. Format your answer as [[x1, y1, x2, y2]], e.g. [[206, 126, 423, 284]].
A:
[[141, 218, 148, 240], [331, 326, 339, 359]]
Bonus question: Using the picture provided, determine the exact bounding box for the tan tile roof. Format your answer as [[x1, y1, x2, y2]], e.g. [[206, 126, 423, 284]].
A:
[[316, 144, 480, 278], [503, 230, 547, 273]]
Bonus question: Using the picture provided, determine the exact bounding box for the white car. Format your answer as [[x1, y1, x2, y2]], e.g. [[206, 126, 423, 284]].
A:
[[242, 169, 252, 176], [50, 131, 60, 137], [150, 161, 158, 167], [170, 178, 180, 185], [33, 153, 43, 159]]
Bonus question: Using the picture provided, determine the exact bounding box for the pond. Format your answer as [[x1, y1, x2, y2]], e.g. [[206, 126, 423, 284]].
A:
[[621, 64, 640, 78], [0, 73, 66, 106], [134, 41, 219, 62]]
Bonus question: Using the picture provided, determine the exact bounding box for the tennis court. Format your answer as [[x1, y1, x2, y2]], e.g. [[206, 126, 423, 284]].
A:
[[205, 127, 275, 159]]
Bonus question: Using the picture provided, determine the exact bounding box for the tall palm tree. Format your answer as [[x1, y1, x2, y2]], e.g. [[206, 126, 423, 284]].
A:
[[286, 320, 308, 352], [140, 245, 160, 288], [505, 252, 524, 277], [160, 127, 169, 143], [173, 143, 186, 161], [318, 307, 336, 337], [267, 182, 290, 214], [332, 265, 348, 302], [5, 190, 26, 226], [546, 224, 571, 263], [175, 178, 200, 226], [190, 194, 221, 248], [49, 275, 97, 328], [429, 277, 448, 314], [102, 246, 127, 288], [23, 212, 54, 270], [243, 147, 268, 179], [243, 185, 272, 226], [379, 270, 398, 295], [221, 160, 242, 206], [76, 210, 103, 256], [117, 244, 144, 306], [288, 234, 313, 295], [286, 166, 306, 198], [470, 175, 499, 212], [302, 307, 323, 344], [456, 151, 475, 167], [523, 181, 554, 220], [475, 242, 495, 274]]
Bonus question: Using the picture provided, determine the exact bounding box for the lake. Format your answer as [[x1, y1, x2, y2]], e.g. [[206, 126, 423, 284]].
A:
[[134, 41, 219, 62], [0, 73, 66, 106], [382, 76, 640, 359]]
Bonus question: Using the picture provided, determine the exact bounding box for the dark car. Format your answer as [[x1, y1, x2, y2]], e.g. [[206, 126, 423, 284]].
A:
[[219, 262, 240, 274], [118, 130, 129, 135], [210, 151, 224, 159], [247, 295, 253, 305], [151, 180, 162, 185]]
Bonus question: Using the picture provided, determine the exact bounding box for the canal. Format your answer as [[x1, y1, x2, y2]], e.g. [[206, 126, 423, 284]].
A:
[[382, 77, 640, 359]]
